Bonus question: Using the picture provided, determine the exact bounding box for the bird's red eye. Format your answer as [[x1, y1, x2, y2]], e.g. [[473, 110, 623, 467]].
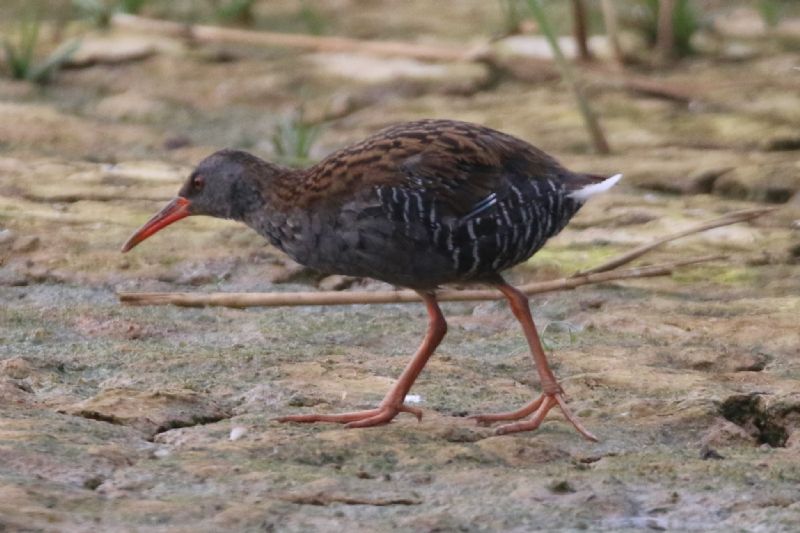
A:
[[193, 175, 205, 189]]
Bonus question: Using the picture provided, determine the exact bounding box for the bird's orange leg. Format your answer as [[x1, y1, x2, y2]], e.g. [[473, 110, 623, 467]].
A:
[[471, 283, 598, 441], [277, 292, 446, 428]]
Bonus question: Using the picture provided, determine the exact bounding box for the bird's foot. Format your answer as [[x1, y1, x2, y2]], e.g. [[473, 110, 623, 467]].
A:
[[276, 403, 422, 429], [470, 393, 598, 442], [470, 395, 545, 424]]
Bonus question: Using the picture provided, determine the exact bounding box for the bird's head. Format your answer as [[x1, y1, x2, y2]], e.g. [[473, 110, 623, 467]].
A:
[[121, 149, 280, 253]]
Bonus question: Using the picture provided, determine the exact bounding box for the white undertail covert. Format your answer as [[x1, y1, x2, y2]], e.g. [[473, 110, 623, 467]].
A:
[[568, 173, 622, 202]]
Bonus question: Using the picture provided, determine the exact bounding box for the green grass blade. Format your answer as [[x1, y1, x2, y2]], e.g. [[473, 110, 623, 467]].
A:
[[271, 112, 322, 166], [216, 0, 256, 23], [120, 0, 148, 14], [28, 38, 81, 84], [3, 39, 25, 79], [72, 0, 112, 28], [525, 0, 610, 154], [19, 17, 40, 69]]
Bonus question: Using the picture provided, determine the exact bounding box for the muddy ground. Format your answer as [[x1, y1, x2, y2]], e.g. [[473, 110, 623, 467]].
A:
[[1, 1, 800, 531]]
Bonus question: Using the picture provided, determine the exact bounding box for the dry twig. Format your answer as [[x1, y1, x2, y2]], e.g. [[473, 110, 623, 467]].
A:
[[118, 255, 722, 309], [576, 207, 777, 275], [656, 0, 677, 63], [616, 76, 696, 104], [600, 0, 625, 66], [571, 0, 593, 62], [111, 13, 475, 62], [118, 206, 775, 309], [525, 0, 610, 154]]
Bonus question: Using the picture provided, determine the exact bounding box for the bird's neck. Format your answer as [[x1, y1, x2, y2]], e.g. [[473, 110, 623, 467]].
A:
[[233, 163, 314, 253], [226, 160, 301, 219], [263, 166, 313, 211]]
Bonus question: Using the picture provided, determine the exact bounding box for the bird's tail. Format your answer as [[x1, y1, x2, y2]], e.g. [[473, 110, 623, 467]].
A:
[[567, 173, 622, 202]]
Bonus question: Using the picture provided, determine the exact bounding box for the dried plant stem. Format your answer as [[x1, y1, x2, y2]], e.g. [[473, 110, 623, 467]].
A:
[[656, 0, 676, 63], [600, 0, 624, 65], [118, 206, 775, 309], [576, 207, 777, 275], [118, 255, 721, 309], [571, 0, 593, 61], [111, 13, 471, 62], [615, 76, 694, 103], [525, 0, 610, 154]]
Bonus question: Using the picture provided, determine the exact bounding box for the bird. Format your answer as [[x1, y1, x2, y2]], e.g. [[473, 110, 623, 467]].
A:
[[122, 119, 620, 441]]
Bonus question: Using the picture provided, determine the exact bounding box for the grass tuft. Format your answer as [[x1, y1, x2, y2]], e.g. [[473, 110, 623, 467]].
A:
[[271, 110, 322, 168], [72, 0, 112, 27], [299, 0, 327, 35], [758, 0, 783, 28], [3, 15, 80, 85], [73, 0, 148, 27], [630, 0, 699, 58], [213, 0, 257, 25], [120, 0, 148, 14]]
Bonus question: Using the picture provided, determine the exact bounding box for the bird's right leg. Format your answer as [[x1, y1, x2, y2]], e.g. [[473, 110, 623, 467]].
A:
[[277, 291, 447, 428], [470, 282, 598, 441]]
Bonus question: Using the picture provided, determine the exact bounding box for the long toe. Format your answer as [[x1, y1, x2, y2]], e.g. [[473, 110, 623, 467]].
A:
[[493, 394, 598, 441], [276, 409, 382, 424], [277, 404, 421, 428], [469, 395, 545, 425], [344, 410, 397, 428]]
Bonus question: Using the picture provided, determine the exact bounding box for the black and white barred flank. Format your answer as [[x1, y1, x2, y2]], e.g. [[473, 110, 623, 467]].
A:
[[372, 173, 621, 282]]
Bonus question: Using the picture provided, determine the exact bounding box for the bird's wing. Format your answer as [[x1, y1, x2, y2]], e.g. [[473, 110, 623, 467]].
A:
[[299, 120, 604, 218], [366, 120, 568, 221]]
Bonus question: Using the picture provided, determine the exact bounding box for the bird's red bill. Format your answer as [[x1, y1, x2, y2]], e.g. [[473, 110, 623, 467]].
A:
[[121, 197, 191, 252]]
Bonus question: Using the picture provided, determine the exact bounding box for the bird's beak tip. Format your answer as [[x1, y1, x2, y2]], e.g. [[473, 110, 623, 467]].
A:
[[120, 197, 191, 253]]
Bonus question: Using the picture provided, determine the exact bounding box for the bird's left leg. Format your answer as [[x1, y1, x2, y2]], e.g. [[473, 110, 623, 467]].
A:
[[277, 291, 446, 428], [470, 281, 598, 441]]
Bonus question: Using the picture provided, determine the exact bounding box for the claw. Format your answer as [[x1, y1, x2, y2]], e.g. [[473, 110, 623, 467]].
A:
[[399, 404, 423, 421], [554, 394, 597, 442]]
